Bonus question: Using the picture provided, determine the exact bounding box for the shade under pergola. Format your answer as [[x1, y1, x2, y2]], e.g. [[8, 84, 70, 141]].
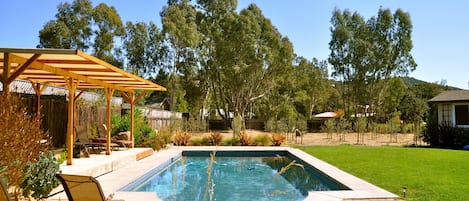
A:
[[0, 48, 166, 165]]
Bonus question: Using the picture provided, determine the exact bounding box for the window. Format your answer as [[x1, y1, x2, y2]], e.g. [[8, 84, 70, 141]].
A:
[[441, 104, 451, 123], [455, 105, 469, 126]]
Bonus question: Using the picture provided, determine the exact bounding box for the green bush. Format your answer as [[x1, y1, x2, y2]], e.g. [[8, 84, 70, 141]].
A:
[[0, 166, 7, 185], [111, 113, 129, 136], [111, 108, 156, 147], [21, 151, 60, 200], [140, 127, 172, 150], [253, 134, 271, 146], [221, 137, 241, 146], [424, 120, 469, 148], [265, 119, 288, 133], [190, 137, 211, 146]]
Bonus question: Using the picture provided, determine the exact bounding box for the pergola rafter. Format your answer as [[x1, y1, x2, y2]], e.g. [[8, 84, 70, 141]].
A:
[[0, 48, 166, 165]]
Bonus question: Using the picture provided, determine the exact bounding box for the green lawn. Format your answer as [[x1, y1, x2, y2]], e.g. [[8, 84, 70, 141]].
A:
[[298, 145, 469, 201]]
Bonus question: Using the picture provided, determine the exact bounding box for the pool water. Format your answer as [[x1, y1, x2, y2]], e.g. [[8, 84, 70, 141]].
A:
[[128, 155, 347, 201]]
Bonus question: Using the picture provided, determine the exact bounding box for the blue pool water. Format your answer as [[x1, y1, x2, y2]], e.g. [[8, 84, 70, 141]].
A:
[[125, 152, 348, 201]]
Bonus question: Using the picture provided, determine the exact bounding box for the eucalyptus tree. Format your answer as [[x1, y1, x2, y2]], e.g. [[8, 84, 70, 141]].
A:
[[195, 0, 238, 120], [161, 0, 201, 112], [199, 3, 292, 122], [293, 57, 331, 119], [328, 8, 416, 118], [91, 3, 125, 66], [38, 0, 125, 67], [124, 21, 167, 77], [380, 77, 407, 118], [369, 8, 417, 116], [123, 21, 171, 107], [254, 37, 296, 128], [38, 0, 93, 50]]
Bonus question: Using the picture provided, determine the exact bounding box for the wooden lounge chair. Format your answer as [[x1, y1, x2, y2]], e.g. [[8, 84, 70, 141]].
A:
[[1, 179, 11, 201], [76, 125, 118, 153], [114, 131, 133, 149], [56, 174, 123, 201]]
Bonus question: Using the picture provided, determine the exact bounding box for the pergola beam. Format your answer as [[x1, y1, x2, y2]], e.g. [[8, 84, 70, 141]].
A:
[[7, 53, 41, 84], [8, 54, 131, 92]]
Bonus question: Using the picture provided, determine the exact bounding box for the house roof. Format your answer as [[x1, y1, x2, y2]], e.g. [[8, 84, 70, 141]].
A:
[[314, 112, 337, 118], [0, 48, 166, 92], [428, 90, 469, 102]]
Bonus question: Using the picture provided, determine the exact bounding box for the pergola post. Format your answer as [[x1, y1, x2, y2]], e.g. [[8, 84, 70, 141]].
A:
[[120, 90, 147, 148], [2, 52, 10, 94], [32, 82, 48, 117], [104, 87, 115, 155], [65, 77, 79, 165], [129, 92, 135, 148]]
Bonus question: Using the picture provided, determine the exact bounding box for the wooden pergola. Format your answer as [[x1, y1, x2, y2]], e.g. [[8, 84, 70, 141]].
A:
[[0, 48, 166, 165]]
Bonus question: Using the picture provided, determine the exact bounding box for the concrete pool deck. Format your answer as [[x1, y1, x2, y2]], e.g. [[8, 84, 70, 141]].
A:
[[47, 146, 400, 201]]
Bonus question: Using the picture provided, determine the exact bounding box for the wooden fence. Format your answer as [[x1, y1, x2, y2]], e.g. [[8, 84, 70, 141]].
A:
[[23, 95, 68, 147]]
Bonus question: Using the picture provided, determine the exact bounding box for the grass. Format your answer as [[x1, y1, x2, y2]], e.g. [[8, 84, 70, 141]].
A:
[[297, 145, 469, 201]]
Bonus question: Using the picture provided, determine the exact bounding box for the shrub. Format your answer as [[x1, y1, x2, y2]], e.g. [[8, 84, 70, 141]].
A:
[[0, 166, 7, 186], [189, 137, 211, 146], [386, 115, 401, 133], [173, 131, 191, 146], [423, 118, 469, 148], [238, 130, 253, 146], [140, 127, 173, 150], [183, 116, 207, 132], [0, 94, 48, 199], [21, 151, 60, 200], [209, 132, 223, 145], [221, 137, 241, 146], [157, 127, 172, 146], [111, 108, 156, 147], [265, 119, 288, 133], [253, 134, 271, 146], [170, 114, 183, 134], [271, 133, 287, 146], [322, 119, 336, 139]]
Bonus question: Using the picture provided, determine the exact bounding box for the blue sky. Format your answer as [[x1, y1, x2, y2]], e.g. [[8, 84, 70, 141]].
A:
[[1, 0, 468, 89]]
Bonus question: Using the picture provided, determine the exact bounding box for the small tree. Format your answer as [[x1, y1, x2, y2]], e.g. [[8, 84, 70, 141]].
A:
[[336, 118, 349, 142], [355, 117, 367, 144], [0, 94, 49, 200], [398, 91, 428, 145], [386, 113, 401, 143], [323, 119, 335, 140]]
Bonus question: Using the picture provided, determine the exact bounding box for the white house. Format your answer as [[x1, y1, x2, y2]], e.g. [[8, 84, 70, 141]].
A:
[[429, 90, 469, 128]]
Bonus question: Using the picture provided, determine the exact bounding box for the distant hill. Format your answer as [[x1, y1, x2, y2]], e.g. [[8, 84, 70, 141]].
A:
[[401, 77, 461, 90], [401, 77, 427, 87]]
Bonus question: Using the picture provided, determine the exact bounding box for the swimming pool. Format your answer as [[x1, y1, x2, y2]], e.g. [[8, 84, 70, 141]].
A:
[[122, 150, 349, 201]]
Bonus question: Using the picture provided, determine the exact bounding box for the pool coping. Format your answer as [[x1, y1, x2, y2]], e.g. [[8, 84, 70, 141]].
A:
[[51, 146, 400, 201]]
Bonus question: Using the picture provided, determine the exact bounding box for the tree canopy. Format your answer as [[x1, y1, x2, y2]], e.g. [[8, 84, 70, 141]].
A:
[[37, 1, 425, 126]]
